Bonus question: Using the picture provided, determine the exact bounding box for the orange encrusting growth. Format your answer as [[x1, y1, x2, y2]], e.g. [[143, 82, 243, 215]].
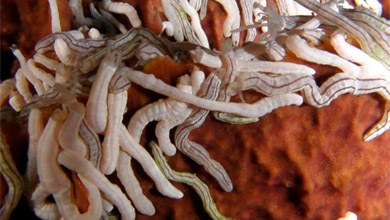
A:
[[139, 0, 164, 35], [143, 56, 194, 85], [71, 172, 90, 214], [134, 35, 390, 220]]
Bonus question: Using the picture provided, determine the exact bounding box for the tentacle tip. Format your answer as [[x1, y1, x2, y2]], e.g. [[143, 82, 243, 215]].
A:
[[138, 203, 156, 216], [10, 44, 18, 51], [226, 82, 239, 96], [289, 93, 304, 105], [171, 190, 184, 199], [363, 132, 376, 142], [224, 185, 233, 192], [363, 123, 389, 141], [162, 145, 177, 156]]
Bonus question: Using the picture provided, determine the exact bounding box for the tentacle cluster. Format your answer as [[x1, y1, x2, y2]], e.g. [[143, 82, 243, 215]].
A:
[[0, 0, 389, 219]]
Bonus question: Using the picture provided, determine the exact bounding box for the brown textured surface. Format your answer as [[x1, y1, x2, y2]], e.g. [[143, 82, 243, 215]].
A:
[[133, 57, 390, 220], [1, 0, 389, 219]]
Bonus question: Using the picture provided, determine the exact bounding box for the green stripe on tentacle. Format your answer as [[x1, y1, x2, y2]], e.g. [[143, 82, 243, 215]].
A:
[[0, 132, 24, 220], [149, 141, 234, 220]]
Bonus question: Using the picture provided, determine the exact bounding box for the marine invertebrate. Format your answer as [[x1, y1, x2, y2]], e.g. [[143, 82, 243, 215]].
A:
[[150, 141, 232, 220], [0, 0, 389, 219], [0, 133, 24, 220]]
